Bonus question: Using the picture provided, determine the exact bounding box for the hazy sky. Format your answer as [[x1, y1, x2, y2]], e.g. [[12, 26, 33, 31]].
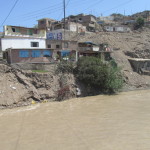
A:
[[0, 0, 149, 31]]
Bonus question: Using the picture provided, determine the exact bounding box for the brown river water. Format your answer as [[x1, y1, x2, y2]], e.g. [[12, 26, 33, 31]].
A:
[[0, 90, 150, 150]]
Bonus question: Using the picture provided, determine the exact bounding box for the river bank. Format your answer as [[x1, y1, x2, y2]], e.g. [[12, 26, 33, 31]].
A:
[[0, 62, 150, 109]]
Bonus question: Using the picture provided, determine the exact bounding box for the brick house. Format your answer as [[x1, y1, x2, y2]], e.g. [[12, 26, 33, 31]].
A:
[[46, 39, 78, 61], [4, 48, 53, 64], [66, 14, 97, 32]]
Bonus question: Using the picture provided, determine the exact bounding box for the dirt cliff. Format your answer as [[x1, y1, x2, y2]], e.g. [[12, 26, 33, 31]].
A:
[[0, 64, 77, 108]]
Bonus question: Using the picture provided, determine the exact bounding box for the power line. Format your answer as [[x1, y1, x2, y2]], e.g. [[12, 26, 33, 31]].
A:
[[6, 0, 91, 23], [0, 0, 20, 27], [102, 0, 135, 14], [83, 0, 105, 12], [7, 2, 63, 21], [5, 6, 64, 25], [7, 0, 80, 22]]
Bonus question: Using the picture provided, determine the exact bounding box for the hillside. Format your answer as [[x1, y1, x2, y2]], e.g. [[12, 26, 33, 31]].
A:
[[1, 28, 150, 108], [75, 28, 150, 89]]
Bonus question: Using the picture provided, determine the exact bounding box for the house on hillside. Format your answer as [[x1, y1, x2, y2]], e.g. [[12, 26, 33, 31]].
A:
[[104, 25, 131, 32], [114, 26, 131, 32], [123, 20, 136, 25], [4, 25, 46, 38], [78, 42, 112, 61], [1, 25, 54, 64], [38, 18, 86, 34], [104, 26, 114, 32], [46, 39, 78, 61], [97, 16, 114, 22], [38, 18, 57, 31], [1, 25, 46, 52], [66, 14, 97, 32], [4, 48, 53, 64]]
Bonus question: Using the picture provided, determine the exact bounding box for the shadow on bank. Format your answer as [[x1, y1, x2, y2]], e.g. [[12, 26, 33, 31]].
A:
[[55, 56, 124, 101]]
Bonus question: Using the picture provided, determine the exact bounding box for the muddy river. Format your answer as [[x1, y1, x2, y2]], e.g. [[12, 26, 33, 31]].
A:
[[0, 90, 150, 150]]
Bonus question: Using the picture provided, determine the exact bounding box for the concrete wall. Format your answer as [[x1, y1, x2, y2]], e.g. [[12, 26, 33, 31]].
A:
[[114, 27, 131, 32], [68, 23, 77, 32], [98, 16, 114, 21], [11, 63, 56, 71], [129, 59, 150, 75], [1, 38, 46, 51], [104, 26, 114, 32], [4, 26, 46, 38], [104, 26, 131, 32], [46, 40, 78, 50]]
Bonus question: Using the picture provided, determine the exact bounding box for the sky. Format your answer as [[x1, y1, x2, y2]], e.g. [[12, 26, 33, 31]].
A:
[[0, 0, 150, 31]]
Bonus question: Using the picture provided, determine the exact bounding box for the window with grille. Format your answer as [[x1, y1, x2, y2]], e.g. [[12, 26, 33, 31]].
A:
[[31, 42, 39, 47]]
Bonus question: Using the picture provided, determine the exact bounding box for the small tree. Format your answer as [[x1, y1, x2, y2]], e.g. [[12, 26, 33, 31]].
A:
[[76, 57, 123, 94], [134, 17, 145, 30]]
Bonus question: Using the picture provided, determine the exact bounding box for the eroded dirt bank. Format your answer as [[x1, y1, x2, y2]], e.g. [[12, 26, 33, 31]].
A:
[[0, 62, 150, 108], [0, 64, 77, 108]]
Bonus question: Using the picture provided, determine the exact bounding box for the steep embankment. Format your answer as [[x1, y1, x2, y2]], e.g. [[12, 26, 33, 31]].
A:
[[76, 28, 150, 89], [0, 64, 76, 108]]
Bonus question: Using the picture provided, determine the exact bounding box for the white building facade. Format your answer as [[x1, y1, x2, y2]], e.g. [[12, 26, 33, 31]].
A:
[[1, 38, 46, 51]]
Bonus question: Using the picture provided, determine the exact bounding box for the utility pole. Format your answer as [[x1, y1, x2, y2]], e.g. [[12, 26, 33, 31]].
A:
[[63, 0, 66, 41]]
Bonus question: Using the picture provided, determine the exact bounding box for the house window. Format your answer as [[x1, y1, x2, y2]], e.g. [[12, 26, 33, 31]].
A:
[[19, 50, 29, 58], [43, 50, 52, 57], [47, 44, 51, 48], [56, 45, 60, 49], [31, 42, 39, 47], [12, 28, 16, 32], [32, 50, 41, 57]]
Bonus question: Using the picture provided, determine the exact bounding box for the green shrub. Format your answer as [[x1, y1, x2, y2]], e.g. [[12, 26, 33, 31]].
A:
[[134, 17, 145, 30], [56, 61, 74, 74], [76, 57, 123, 93]]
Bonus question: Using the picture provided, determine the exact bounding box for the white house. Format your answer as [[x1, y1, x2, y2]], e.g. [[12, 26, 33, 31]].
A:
[[114, 26, 131, 32], [104, 26, 114, 32], [1, 38, 46, 51], [1, 25, 46, 51], [104, 25, 131, 32]]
